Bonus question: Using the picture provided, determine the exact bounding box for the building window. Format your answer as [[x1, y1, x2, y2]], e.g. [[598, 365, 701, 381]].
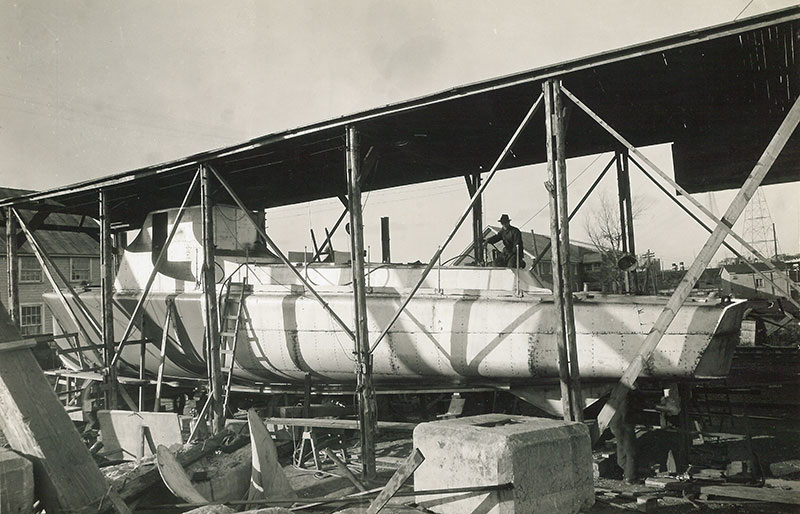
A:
[[754, 278, 764, 287], [70, 257, 91, 282], [19, 256, 42, 283], [20, 304, 43, 336]]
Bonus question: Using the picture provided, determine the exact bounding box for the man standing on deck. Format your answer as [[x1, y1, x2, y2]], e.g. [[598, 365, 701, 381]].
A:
[[484, 214, 525, 268]]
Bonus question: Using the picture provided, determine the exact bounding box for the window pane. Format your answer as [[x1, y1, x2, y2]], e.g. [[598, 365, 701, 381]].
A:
[[19, 257, 42, 283], [71, 257, 91, 282], [20, 305, 42, 335]]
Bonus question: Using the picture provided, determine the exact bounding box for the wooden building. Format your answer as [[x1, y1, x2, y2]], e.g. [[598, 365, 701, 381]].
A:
[[0, 188, 100, 337], [720, 262, 795, 300]]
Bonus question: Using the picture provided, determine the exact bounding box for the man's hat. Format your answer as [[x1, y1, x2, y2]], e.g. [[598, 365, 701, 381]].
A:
[[498, 214, 511, 223]]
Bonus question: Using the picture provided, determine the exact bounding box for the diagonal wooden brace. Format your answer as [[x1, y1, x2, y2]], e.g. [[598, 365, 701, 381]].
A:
[[580, 90, 800, 434]]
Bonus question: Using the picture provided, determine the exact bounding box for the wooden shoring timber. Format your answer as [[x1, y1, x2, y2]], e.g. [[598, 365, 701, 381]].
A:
[[616, 150, 638, 293], [153, 302, 172, 412], [586, 90, 800, 434], [99, 189, 118, 409], [200, 164, 224, 434], [5, 207, 19, 325], [207, 164, 355, 341], [561, 85, 800, 299], [544, 79, 584, 422], [464, 172, 484, 265], [544, 80, 573, 422], [369, 92, 545, 355], [632, 156, 800, 313], [553, 79, 583, 422], [111, 167, 200, 367], [0, 308, 130, 513], [346, 125, 378, 481]]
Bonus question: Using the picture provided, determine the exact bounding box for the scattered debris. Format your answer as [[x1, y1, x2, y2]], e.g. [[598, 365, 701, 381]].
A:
[[246, 408, 296, 505], [156, 444, 207, 503], [699, 484, 800, 505], [770, 459, 800, 478], [366, 449, 424, 514]]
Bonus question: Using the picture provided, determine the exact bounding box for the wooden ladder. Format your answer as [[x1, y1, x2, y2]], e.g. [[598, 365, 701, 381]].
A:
[[220, 278, 248, 416]]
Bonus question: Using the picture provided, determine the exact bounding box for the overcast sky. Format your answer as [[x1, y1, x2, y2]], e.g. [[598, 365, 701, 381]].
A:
[[1, 0, 798, 267]]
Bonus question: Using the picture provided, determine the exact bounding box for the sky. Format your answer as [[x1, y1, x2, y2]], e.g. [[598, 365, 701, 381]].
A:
[[1, 0, 799, 268]]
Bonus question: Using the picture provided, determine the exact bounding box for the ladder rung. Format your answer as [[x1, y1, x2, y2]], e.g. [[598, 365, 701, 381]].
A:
[[221, 348, 234, 354], [224, 315, 239, 320], [220, 331, 236, 337]]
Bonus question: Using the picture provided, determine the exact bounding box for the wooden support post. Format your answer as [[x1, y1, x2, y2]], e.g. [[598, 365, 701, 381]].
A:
[[139, 331, 147, 411], [677, 383, 692, 472], [544, 79, 583, 422], [616, 150, 638, 293], [554, 80, 583, 422], [0, 308, 129, 513], [201, 165, 224, 434], [545, 80, 572, 421], [99, 189, 118, 409], [380, 216, 391, 264], [595, 92, 800, 434], [615, 151, 629, 256], [5, 208, 19, 326], [465, 172, 484, 265], [154, 303, 171, 412], [346, 126, 378, 481]]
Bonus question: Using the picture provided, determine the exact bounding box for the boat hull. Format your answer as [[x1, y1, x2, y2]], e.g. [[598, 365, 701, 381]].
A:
[[44, 288, 745, 386]]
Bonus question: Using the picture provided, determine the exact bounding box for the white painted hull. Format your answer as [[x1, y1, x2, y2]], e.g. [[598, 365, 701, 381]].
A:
[[44, 280, 745, 386]]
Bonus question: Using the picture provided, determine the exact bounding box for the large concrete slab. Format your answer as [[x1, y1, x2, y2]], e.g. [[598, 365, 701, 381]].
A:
[[414, 414, 594, 514], [0, 448, 33, 513]]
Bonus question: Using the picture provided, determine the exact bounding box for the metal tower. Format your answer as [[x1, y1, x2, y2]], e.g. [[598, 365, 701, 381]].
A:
[[741, 188, 780, 259]]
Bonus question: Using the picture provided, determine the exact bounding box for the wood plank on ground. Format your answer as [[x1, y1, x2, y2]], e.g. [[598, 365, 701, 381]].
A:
[[700, 485, 800, 505], [366, 449, 425, 514], [261, 417, 415, 431], [0, 308, 128, 513]]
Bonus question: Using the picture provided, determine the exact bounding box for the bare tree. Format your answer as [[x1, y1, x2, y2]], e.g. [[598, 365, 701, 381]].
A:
[[584, 191, 648, 293]]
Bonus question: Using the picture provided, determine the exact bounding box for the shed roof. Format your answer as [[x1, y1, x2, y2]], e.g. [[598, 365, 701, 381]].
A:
[[722, 262, 788, 274], [1, 8, 798, 228], [0, 190, 99, 257]]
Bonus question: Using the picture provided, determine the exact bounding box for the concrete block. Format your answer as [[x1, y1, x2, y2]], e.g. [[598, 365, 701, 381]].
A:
[[414, 414, 594, 514], [0, 448, 34, 514], [98, 410, 184, 460]]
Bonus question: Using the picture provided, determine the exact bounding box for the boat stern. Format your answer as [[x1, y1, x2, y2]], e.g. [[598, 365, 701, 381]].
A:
[[693, 299, 748, 379]]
